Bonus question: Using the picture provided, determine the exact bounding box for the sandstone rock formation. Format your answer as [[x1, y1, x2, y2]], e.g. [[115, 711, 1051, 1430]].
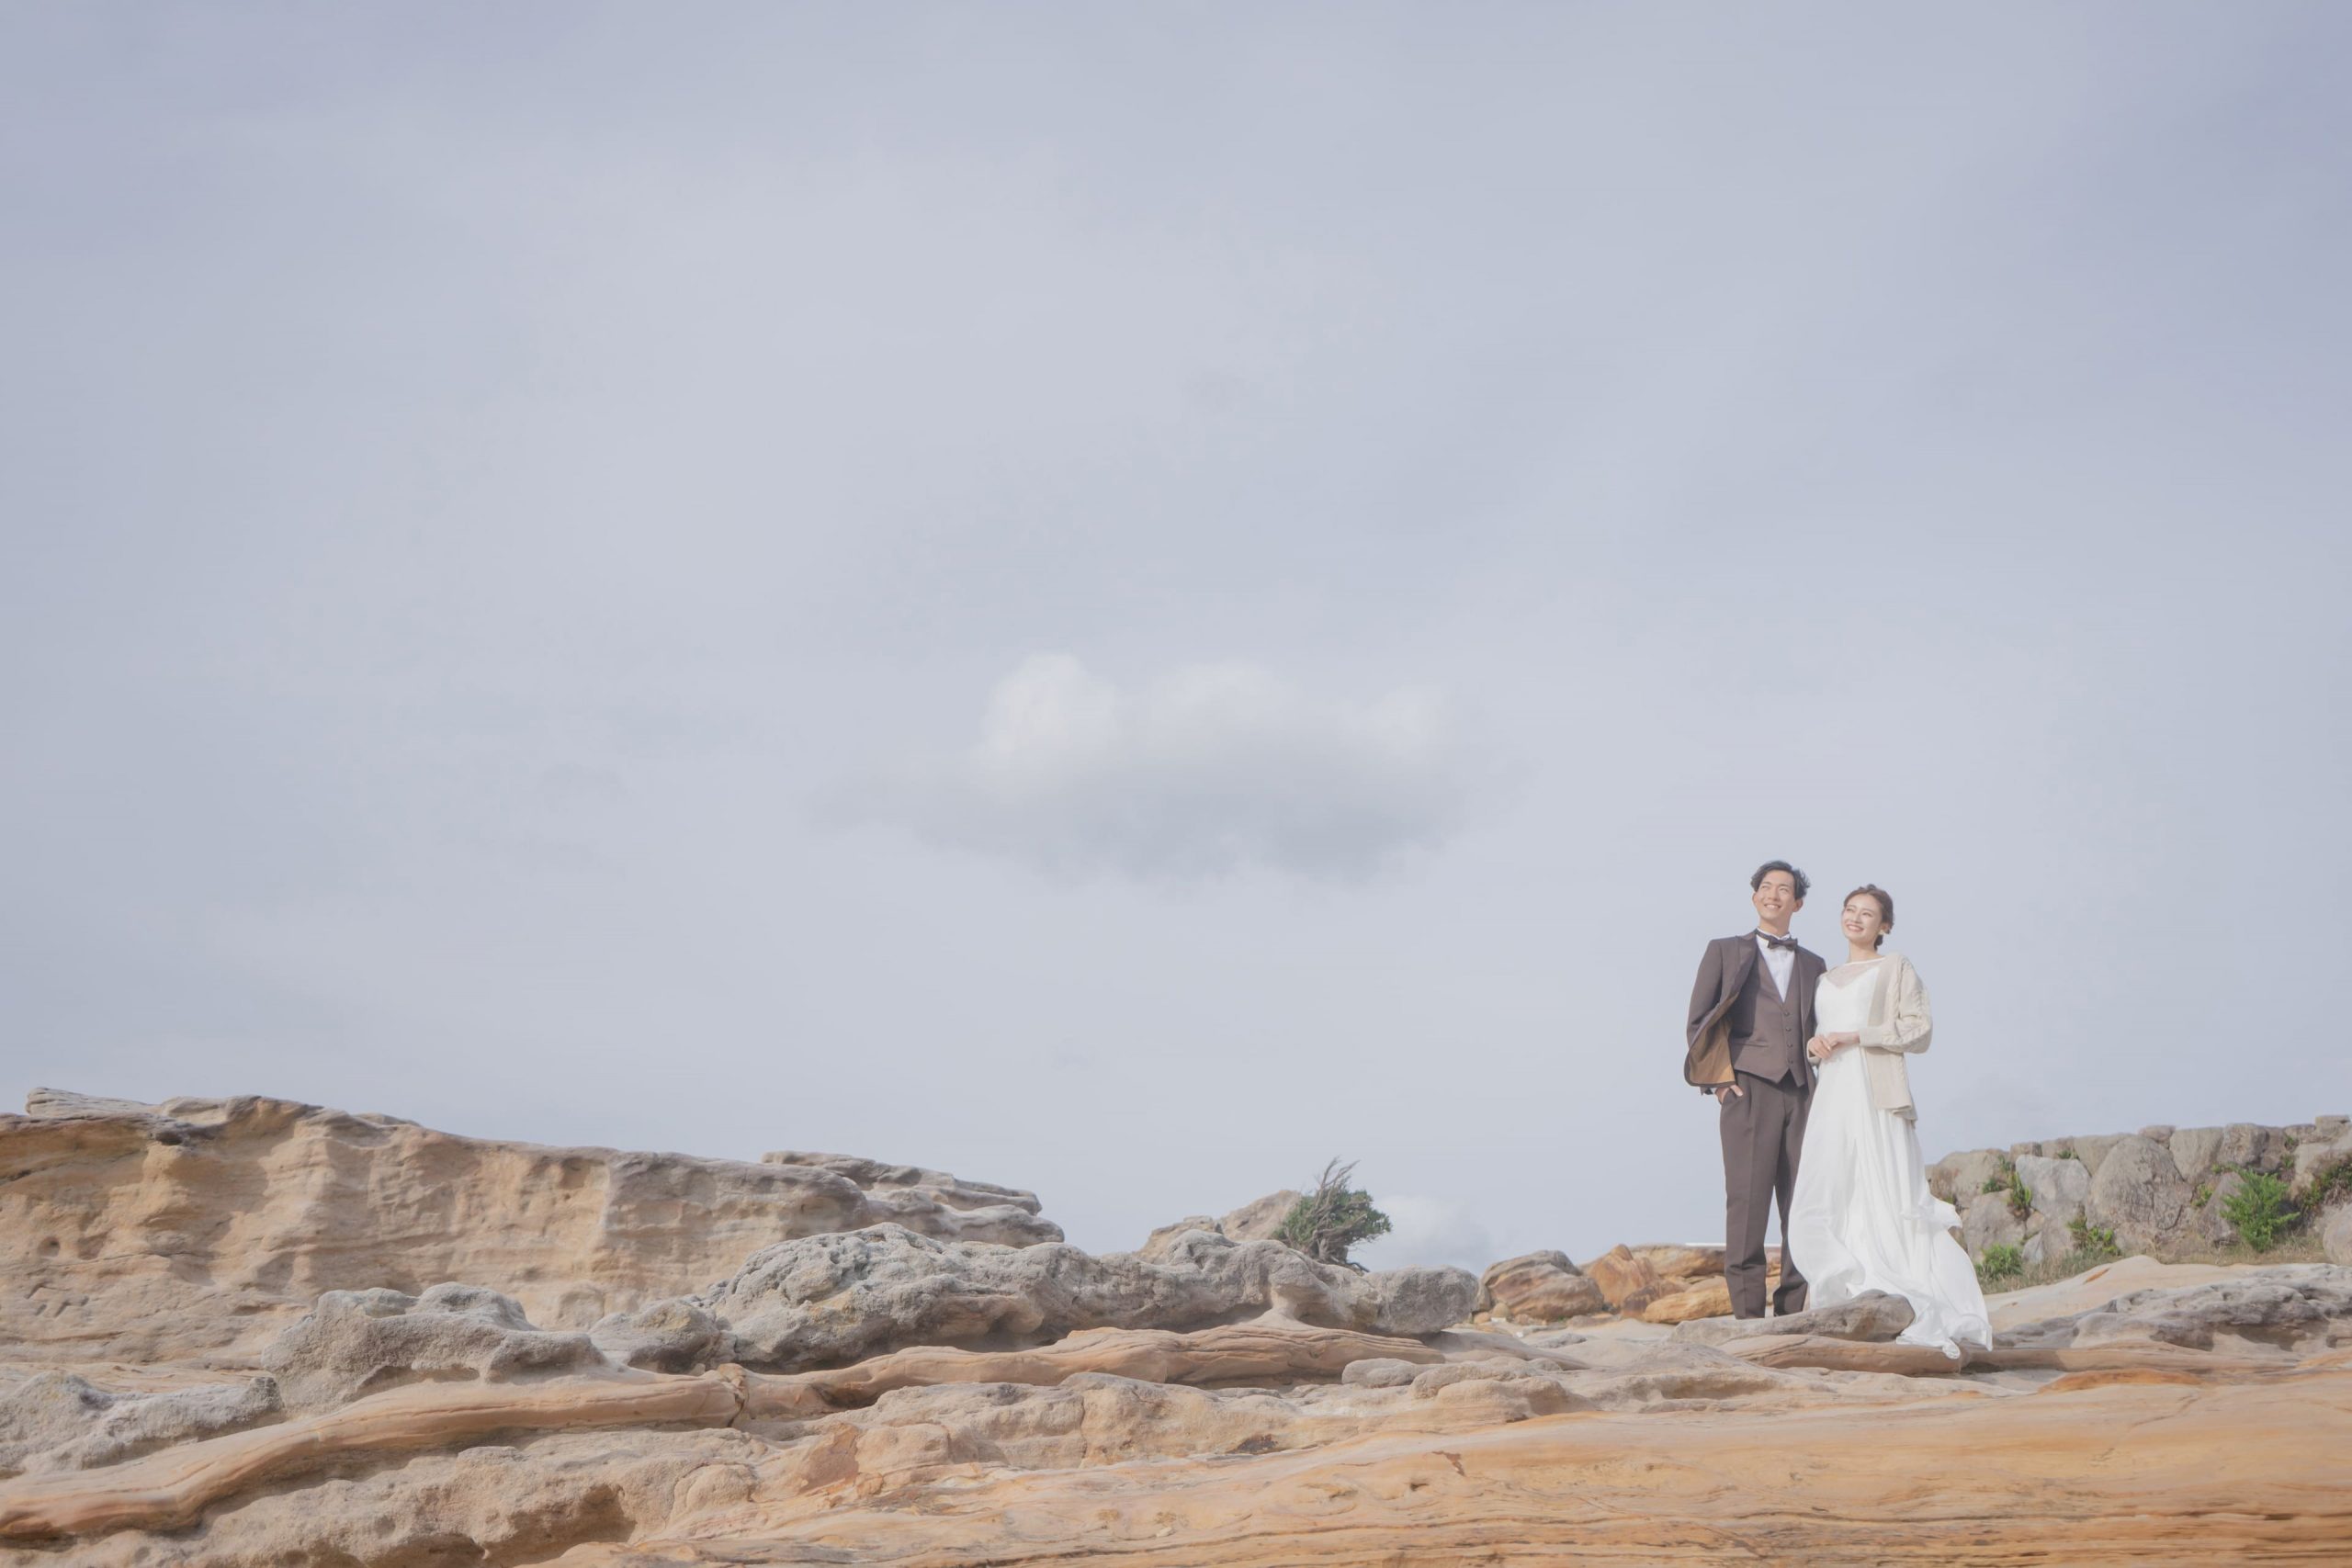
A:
[[1476, 1251, 1603, 1322], [6, 1091, 2352, 1565], [705, 1224, 1479, 1371], [0, 1089, 1059, 1363], [1136, 1190, 1304, 1259]]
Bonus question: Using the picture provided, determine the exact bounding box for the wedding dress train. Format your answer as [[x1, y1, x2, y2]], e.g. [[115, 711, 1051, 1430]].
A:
[[1785, 956, 1991, 1359]]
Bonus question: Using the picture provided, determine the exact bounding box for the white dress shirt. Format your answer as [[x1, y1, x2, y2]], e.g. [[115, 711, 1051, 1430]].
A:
[[1754, 931, 1796, 999]]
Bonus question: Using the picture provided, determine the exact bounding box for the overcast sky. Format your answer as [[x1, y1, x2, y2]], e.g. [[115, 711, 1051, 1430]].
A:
[[6, 4, 2347, 1271]]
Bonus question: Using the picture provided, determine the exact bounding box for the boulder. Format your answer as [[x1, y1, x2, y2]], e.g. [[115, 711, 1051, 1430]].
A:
[[2324, 1205, 2352, 1269], [1672, 1290, 1915, 1348], [1927, 1149, 2003, 1209], [1580, 1246, 1668, 1314], [1218, 1190, 1304, 1244], [1134, 1191, 1303, 1261], [2191, 1170, 2247, 1249], [2169, 1127, 2225, 1182], [2083, 1135, 2195, 1254], [0, 1371, 280, 1476], [260, 1283, 605, 1411], [2015, 1154, 2092, 1235], [2291, 1132, 2352, 1198], [2217, 1123, 2285, 1173], [2064, 1134, 2130, 1178], [1961, 1191, 2028, 1258], [703, 1225, 1478, 1371], [1479, 1253, 1605, 1323], [1642, 1279, 1736, 1325], [1630, 1245, 1724, 1284]]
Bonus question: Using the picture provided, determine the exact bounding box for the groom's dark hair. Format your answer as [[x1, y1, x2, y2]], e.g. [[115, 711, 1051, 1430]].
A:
[[1749, 860, 1810, 899]]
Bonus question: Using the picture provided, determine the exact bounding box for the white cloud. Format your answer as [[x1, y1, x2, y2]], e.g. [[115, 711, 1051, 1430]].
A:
[[847, 655, 1476, 882], [1351, 1193, 1497, 1274]]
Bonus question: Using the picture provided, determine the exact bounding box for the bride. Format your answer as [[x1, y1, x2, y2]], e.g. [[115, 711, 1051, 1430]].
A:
[[1785, 885, 1991, 1359]]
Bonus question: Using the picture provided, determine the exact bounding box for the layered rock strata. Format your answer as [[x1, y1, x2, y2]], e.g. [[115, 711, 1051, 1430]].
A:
[[0, 1089, 1058, 1362]]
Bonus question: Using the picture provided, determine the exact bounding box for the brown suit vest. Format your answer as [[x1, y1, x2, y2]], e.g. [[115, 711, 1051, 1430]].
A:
[[1726, 948, 1805, 1084]]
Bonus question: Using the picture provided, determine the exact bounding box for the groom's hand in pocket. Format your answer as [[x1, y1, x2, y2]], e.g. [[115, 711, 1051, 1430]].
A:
[[1713, 1083, 1745, 1104]]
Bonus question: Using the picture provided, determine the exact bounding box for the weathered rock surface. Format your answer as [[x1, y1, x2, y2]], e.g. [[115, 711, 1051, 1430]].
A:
[[2013, 1153, 2091, 1234], [1477, 1252, 1603, 1323], [562, 1368, 2352, 1564], [0, 1089, 1061, 1362], [2325, 1205, 2352, 1268], [2001, 1266, 2352, 1355], [1579, 1245, 1666, 1314], [706, 1225, 1479, 1371], [260, 1283, 605, 1411], [10, 1093, 2352, 1567], [0, 1371, 279, 1478], [1672, 1289, 1915, 1347], [1136, 1190, 1303, 1260], [590, 1298, 729, 1373], [761, 1149, 1044, 1216], [1936, 1113, 2346, 1268], [2084, 1135, 2195, 1254]]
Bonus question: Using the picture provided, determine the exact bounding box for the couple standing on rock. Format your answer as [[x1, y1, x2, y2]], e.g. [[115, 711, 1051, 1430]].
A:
[[1686, 861, 1992, 1359]]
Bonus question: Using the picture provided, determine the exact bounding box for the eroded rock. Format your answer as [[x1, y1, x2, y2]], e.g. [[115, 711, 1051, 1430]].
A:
[[261, 1283, 605, 1410], [0, 1089, 1062, 1364], [1672, 1290, 1915, 1348], [705, 1225, 1477, 1372], [0, 1372, 280, 1477]]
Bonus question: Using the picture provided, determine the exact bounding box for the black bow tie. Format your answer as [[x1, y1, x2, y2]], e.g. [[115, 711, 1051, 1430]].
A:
[[1758, 931, 1798, 952]]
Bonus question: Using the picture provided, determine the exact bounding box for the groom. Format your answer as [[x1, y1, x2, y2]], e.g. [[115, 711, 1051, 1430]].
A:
[[1685, 861, 1825, 1318]]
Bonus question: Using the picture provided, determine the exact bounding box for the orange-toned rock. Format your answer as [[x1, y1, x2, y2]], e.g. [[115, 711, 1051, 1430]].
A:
[[583, 1368, 2352, 1563], [1477, 1253, 1605, 1323], [1580, 1246, 1666, 1314], [1629, 1245, 1723, 1284]]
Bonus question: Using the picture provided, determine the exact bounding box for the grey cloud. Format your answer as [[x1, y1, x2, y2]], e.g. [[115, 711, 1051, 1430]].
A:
[[839, 655, 1476, 882]]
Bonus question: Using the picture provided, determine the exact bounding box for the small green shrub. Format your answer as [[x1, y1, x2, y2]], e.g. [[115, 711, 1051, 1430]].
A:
[[2004, 1167, 2033, 1221], [2057, 1146, 2080, 1161], [2193, 1182, 2212, 1209], [2305, 1156, 2352, 1211], [1975, 1243, 2024, 1287], [1982, 1155, 2015, 1196], [2066, 1215, 2120, 1263], [2222, 1170, 2297, 1252], [1276, 1159, 1392, 1269]]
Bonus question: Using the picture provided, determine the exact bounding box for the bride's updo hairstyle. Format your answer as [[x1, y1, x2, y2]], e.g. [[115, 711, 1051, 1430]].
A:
[[1845, 885, 1894, 949]]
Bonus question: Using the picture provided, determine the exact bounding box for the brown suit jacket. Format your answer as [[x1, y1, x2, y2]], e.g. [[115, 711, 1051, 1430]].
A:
[[1684, 932, 1826, 1092]]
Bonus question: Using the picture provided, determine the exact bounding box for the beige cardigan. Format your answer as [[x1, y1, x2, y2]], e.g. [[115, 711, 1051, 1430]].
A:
[[1836, 953, 1932, 1120]]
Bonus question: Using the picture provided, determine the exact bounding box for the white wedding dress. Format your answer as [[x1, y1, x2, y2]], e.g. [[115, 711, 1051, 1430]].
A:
[[1785, 957, 1991, 1359]]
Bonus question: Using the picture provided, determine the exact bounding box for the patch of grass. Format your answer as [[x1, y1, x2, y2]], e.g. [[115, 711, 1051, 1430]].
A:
[[2193, 1181, 2212, 1209], [1275, 1159, 1391, 1269], [1981, 1156, 2013, 1196], [2057, 1146, 2080, 1161], [1975, 1243, 2024, 1288], [2221, 1169, 2297, 1252], [2066, 1215, 2121, 1264]]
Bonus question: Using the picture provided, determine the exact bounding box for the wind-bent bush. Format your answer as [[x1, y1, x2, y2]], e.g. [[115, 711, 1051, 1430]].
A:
[[1276, 1159, 1392, 1269]]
